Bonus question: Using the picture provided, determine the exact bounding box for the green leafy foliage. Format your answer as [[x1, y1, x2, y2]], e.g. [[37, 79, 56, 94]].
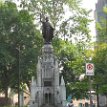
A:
[[0, 1, 42, 97], [66, 82, 89, 99], [93, 43, 107, 85], [0, 0, 93, 100], [52, 38, 90, 98], [20, 0, 92, 43]]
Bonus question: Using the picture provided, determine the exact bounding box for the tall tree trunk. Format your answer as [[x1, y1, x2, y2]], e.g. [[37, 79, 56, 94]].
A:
[[96, 84, 99, 107], [97, 93, 99, 107], [4, 87, 8, 105]]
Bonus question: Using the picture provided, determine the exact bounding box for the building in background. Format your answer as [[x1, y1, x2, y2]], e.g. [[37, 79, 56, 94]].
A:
[[95, 1, 107, 106], [95, 0, 107, 42]]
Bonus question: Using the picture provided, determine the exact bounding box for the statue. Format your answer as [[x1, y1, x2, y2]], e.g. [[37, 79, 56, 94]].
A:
[[40, 17, 54, 44]]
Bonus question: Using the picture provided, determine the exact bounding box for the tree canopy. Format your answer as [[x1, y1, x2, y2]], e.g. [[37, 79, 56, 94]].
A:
[[0, 0, 94, 101], [0, 1, 43, 98]]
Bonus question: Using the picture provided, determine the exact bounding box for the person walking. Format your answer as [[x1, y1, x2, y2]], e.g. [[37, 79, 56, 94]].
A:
[[68, 100, 74, 107]]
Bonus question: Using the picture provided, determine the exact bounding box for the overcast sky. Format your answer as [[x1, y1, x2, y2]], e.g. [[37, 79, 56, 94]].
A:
[[82, 0, 97, 10]]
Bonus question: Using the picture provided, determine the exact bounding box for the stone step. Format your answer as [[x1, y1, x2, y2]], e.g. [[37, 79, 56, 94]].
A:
[[41, 104, 55, 107]]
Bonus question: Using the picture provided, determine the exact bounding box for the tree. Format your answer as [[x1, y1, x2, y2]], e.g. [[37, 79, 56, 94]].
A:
[[66, 82, 89, 99], [90, 43, 107, 106], [93, 8, 107, 96], [93, 43, 107, 88], [0, 1, 42, 100], [19, 0, 91, 43], [0, 1, 18, 100], [0, 0, 93, 102], [52, 38, 91, 98]]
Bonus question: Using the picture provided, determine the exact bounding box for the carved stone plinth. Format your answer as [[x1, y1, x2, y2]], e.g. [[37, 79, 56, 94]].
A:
[[29, 44, 66, 107]]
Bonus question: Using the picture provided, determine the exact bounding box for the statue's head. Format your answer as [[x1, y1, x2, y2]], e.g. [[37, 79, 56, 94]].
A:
[[46, 17, 49, 22]]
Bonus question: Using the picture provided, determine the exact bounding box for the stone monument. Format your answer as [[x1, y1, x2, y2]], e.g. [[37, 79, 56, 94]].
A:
[[29, 17, 66, 107]]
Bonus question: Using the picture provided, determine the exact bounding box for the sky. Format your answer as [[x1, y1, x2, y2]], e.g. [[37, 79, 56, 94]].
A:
[[82, 0, 98, 10]]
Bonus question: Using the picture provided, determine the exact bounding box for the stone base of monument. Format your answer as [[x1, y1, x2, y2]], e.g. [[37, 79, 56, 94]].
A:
[[29, 44, 66, 107], [41, 103, 54, 107]]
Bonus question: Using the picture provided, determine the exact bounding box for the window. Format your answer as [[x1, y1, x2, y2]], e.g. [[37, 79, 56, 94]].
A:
[[44, 81, 52, 86]]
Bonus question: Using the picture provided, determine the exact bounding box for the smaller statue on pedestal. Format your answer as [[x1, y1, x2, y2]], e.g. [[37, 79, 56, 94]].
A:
[[40, 16, 54, 44]]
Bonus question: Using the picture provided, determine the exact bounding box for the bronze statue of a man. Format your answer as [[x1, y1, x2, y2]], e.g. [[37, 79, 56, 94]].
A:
[[41, 17, 54, 44]]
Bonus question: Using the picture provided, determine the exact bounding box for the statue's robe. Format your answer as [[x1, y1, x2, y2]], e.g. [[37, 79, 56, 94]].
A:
[[42, 21, 54, 43]]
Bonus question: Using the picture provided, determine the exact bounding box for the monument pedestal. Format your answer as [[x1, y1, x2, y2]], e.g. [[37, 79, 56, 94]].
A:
[[29, 44, 66, 107]]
